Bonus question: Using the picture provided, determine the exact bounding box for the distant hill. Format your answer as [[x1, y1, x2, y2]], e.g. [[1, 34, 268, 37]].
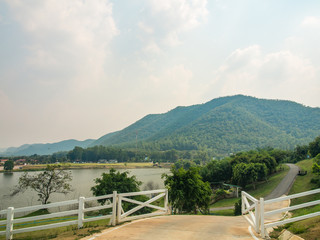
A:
[[91, 95, 320, 154], [1, 139, 95, 156]]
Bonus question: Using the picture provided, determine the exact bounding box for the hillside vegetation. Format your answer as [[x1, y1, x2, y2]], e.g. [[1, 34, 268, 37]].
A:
[[93, 95, 320, 155]]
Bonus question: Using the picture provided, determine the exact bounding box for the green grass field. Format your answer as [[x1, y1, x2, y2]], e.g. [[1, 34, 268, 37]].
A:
[[270, 159, 320, 240], [210, 164, 290, 209]]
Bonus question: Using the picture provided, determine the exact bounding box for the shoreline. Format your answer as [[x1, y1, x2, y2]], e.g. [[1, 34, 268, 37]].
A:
[[0, 162, 172, 173]]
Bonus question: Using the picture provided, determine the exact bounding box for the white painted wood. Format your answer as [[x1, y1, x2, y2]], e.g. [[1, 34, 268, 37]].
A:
[[13, 209, 78, 224], [242, 191, 258, 202], [243, 215, 255, 230], [260, 197, 265, 238], [117, 195, 122, 224], [265, 199, 320, 216], [12, 220, 78, 234], [123, 211, 167, 222], [6, 207, 14, 240], [119, 189, 166, 197], [85, 194, 113, 202], [83, 214, 112, 223], [265, 212, 320, 229], [0, 209, 7, 215], [2, 189, 169, 238], [241, 192, 245, 214], [165, 189, 169, 213], [118, 189, 168, 223], [259, 188, 320, 238], [111, 191, 117, 226], [78, 197, 85, 228], [84, 204, 113, 213], [13, 199, 79, 213], [254, 201, 259, 233], [121, 194, 166, 218], [264, 188, 320, 204]]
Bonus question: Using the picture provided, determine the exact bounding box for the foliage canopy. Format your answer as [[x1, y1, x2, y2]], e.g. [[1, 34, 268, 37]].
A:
[[163, 166, 212, 214]]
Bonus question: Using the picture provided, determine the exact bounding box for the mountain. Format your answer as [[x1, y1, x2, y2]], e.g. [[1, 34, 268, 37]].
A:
[[1, 139, 95, 156], [92, 95, 320, 154]]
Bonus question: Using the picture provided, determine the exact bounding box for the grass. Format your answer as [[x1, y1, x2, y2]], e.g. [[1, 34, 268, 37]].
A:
[[0, 162, 172, 173], [0, 219, 109, 240], [210, 208, 234, 216], [270, 159, 320, 240], [210, 164, 290, 209]]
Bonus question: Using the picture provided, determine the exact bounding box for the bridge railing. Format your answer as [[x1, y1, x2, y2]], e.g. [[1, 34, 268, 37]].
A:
[[0, 189, 168, 240]]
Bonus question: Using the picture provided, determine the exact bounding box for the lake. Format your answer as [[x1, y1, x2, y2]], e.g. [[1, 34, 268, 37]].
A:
[[0, 168, 170, 211]]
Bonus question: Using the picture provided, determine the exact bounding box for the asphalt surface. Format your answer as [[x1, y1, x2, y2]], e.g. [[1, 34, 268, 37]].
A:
[[265, 163, 299, 200], [210, 163, 299, 211]]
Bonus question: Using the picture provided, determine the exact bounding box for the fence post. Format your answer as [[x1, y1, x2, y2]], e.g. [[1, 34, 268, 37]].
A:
[[6, 207, 14, 240], [78, 197, 85, 228], [260, 197, 265, 238], [111, 191, 117, 226], [255, 200, 260, 233], [165, 189, 169, 213], [241, 192, 245, 214], [117, 195, 122, 224]]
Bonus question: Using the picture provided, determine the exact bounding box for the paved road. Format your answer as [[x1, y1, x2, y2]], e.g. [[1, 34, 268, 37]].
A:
[[82, 215, 260, 240], [210, 163, 299, 211], [265, 163, 299, 200]]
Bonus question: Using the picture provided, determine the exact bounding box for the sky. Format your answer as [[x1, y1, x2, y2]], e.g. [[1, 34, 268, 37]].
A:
[[0, 0, 320, 149]]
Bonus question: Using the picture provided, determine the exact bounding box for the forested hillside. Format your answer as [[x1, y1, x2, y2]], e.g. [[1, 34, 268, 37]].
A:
[[92, 95, 320, 155]]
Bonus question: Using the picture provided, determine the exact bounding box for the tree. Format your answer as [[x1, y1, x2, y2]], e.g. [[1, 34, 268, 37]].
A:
[[200, 159, 232, 183], [91, 168, 141, 201], [4, 160, 14, 171], [162, 166, 212, 214], [309, 136, 320, 158], [12, 165, 72, 204], [91, 169, 151, 214], [232, 163, 258, 189]]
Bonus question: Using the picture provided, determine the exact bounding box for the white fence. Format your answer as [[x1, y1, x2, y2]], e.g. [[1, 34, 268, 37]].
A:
[[0, 189, 168, 240], [242, 188, 320, 239], [241, 191, 259, 233]]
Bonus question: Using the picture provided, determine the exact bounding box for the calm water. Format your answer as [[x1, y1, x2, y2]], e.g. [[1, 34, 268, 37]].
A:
[[0, 168, 170, 211]]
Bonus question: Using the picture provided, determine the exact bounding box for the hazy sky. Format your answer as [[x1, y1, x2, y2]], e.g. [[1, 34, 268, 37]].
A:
[[1, 0, 320, 149]]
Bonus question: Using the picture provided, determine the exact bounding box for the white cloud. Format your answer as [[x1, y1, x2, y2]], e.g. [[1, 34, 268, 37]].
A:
[[149, 0, 208, 32], [207, 45, 319, 107], [5, 0, 118, 91], [138, 21, 154, 34], [301, 16, 320, 27], [139, 0, 208, 51]]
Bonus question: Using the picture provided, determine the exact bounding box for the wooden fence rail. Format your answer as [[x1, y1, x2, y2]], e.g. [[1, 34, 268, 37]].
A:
[[242, 188, 320, 239], [0, 189, 168, 240]]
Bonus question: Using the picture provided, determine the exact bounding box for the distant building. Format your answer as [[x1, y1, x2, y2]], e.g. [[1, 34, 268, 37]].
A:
[[15, 159, 26, 165], [0, 159, 9, 166]]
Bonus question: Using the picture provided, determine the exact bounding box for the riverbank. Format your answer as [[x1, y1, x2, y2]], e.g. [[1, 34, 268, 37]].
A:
[[0, 162, 173, 173]]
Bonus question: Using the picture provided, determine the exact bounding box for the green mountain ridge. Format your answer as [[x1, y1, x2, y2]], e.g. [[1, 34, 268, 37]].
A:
[[1, 139, 95, 156], [92, 95, 320, 154]]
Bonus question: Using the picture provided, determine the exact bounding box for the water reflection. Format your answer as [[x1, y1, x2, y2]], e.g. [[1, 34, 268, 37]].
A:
[[0, 168, 169, 210]]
